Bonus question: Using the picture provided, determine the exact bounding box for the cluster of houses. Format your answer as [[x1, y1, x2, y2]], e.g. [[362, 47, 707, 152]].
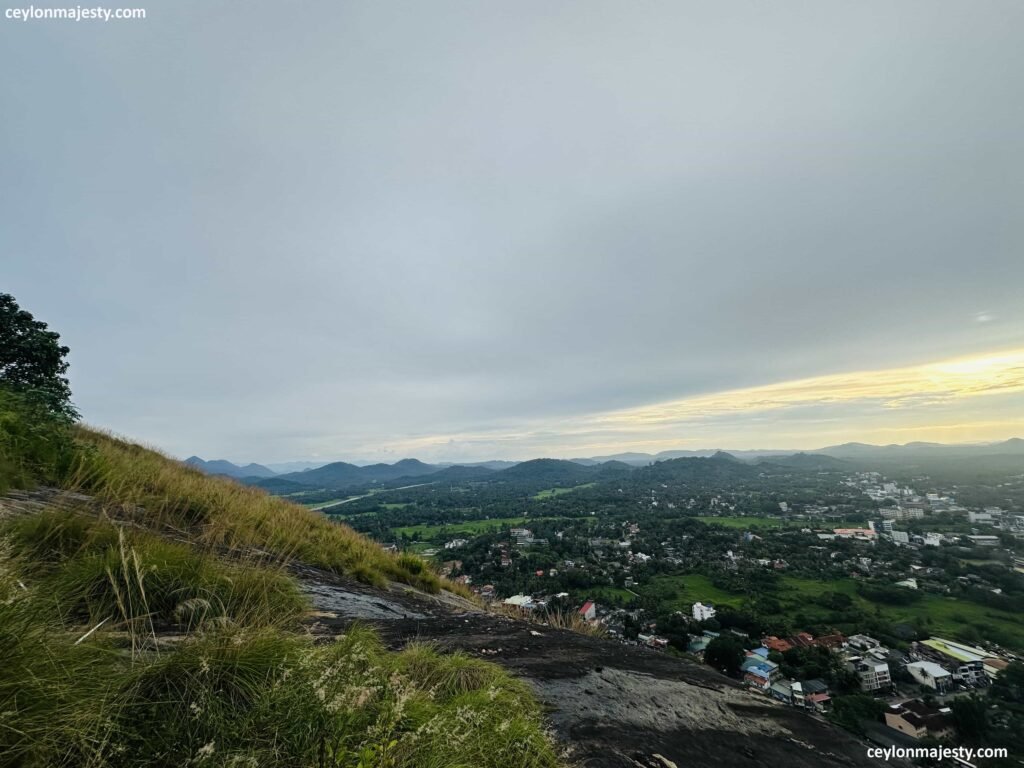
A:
[[685, 622, 1012, 743]]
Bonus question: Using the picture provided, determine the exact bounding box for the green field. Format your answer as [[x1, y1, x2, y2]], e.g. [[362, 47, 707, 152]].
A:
[[641, 574, 745, 611], [640, 572, 1024, 650], [532, 483, 596, 500], [587, 586, 640, 604]]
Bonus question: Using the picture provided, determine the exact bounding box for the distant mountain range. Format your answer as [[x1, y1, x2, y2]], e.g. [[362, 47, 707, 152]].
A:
[[183, 437, 1024, 485], [184, 456, 276, 479]]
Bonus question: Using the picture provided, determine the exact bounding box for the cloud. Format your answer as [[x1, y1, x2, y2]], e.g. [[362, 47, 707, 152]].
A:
[[2, 1, 1023, 462], [369, 348, 1024, 458]]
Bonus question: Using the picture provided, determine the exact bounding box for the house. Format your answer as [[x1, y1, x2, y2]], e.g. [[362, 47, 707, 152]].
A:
[[503, 594, 534, 610], [743, 662, 779, 690], [885, 700, 955, 740], [770, 680, 796, 704], [687, 630, 719, 655], [814, 633, 845, 650], [692, 602, 717, 622], [579, 601, 596, 622], [763, 635, 793, 653], [847, 634, 881, 651], [906, 661, 952, 693]]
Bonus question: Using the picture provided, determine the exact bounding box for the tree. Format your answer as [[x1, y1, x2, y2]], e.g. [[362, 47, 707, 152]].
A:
[[0, 293, 76, 420], [951, 696, 989, 745], [704, 635, 745, 677]]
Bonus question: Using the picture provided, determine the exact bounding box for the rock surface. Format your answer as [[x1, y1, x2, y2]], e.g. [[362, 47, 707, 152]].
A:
[[296, 563, 878, 768]]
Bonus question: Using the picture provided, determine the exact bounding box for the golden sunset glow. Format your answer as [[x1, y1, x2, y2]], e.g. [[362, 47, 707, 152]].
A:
[[377, 348, 1024, 457]]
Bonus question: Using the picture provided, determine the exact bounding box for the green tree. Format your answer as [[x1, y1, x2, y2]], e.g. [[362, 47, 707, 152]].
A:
[[951, 696, 989, 745], [704, 635, 745, 677], [0, 294, 77, 420]]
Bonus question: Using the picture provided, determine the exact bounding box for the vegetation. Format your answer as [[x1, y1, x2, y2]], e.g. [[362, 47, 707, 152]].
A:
[[0, 293, 560, 768], [0, 398, 560, 768], [0, 292, 77, 420]]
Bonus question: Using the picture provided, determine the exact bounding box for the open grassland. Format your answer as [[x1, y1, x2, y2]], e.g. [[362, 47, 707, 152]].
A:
[[533, 482, 596, 500], [393, 516, 533, 538]]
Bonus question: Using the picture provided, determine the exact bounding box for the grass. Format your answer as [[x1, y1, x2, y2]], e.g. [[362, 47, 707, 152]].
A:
[[641, 573, 745, 611], [5, 509, 306, 633], [532, 483, 595, 500], [66, 427, 452, 595], [0, 390, 565, 767]]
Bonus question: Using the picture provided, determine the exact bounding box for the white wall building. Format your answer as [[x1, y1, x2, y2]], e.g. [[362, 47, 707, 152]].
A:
[[692, 602, 717, 622]]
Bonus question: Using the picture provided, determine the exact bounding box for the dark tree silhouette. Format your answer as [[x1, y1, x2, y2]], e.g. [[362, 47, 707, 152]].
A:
[[0, 293, 77, 419]]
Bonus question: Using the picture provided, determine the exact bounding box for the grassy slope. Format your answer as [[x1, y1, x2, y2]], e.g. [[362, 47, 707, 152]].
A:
[[0, 393, 562, 768]]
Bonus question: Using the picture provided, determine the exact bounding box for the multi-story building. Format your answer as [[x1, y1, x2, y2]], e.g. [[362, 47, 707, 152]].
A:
[[692, 601, 717, 622], [853, 658, 892, 692]]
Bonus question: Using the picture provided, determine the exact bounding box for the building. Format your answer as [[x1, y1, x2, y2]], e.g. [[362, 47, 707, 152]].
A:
[[742, 660, 780, 690], [892, 530, 910, 544], [915, 638, 998, 685], [692, 601, 717, 622], [964, 535, 999, 548], [852, 657, 892, 692], [906, 661, 953, 693], [847, 634, 881, 651], [885, 700, 955, 740], [503, 594, 535, 610], [510, 528, 534, 546], [579, 601, 596, 622], [800, 679, 832, 713]]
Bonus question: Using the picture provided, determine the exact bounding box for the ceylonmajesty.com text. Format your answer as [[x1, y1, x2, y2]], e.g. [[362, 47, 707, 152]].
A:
[[868, 746, 1009, 763], [5, 5, 145, 21]]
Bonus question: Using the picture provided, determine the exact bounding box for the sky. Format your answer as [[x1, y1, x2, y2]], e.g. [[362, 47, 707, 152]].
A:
[[3, 1, 1023, 464]]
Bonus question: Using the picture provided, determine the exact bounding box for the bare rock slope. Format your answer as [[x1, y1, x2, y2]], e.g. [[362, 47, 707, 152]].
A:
[[297, 563, 878, 768]]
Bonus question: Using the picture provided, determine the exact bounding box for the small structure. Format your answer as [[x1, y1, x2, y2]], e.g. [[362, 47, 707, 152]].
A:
[[579, 600, 596, 622]]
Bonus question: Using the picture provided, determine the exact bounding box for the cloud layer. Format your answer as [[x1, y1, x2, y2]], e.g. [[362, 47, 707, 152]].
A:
[[3, 1, 1023, 462]]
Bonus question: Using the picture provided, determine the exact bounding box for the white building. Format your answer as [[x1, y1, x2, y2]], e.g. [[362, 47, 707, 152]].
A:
[[907, 661, 952, 693], [692, 602, 717, 622]]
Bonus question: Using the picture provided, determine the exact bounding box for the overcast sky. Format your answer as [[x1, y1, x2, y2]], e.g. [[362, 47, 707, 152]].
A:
[[3, 1, 1023, 463]]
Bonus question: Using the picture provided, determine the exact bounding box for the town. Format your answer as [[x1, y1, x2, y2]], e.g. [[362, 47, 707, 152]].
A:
[[336, 457, 1024, 762]]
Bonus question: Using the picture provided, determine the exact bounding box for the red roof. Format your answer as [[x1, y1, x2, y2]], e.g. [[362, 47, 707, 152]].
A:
[[579, 601, 594, 614]]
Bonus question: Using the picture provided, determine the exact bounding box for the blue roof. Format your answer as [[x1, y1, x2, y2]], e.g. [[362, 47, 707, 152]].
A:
[[746, 664, 774, 680], [751, 647, 770, 658]]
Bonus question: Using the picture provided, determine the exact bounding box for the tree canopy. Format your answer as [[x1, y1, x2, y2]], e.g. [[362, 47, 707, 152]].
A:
[[0, 293, 77, 420]]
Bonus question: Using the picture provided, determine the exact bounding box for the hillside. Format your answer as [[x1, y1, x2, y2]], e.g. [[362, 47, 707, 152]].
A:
[[0, 394, 881, 768], [278, 457, 440, 488], [0, 393, 561, 767]]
